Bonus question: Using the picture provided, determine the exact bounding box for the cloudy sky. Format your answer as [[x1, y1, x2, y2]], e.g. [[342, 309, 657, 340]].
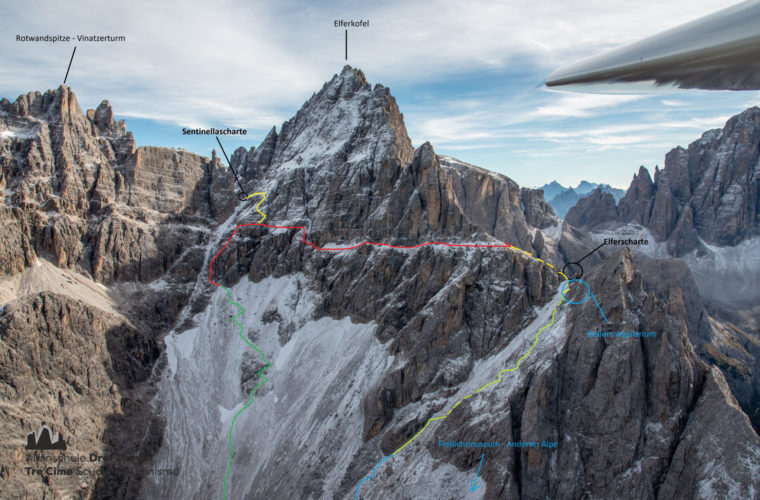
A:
[[2, 0, 758, 188]]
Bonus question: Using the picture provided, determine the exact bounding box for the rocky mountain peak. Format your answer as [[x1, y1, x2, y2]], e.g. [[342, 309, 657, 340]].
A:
[[410, 141, 437, 170], [0, 86, 127, 142], [334, 64, 370, 93], [631, 165, 654, 195], [228, 67, 421, 238], [565, 187, 617, 228], [269, 65, 413, 175], [566, 105, 760, 256], [0, 84, 235, 282], [86, 99, 127, 138], [574, 180, 597, 195], [540, 180, 565, 200], [93, 99, 113, 126], [727, 105, 760, 132], [1, 85, 77, 120], [616, 165, 655, 225]]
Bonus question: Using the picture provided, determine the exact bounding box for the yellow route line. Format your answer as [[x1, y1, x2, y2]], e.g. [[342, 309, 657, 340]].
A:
[[392, 296, 565, 456], [226, 190, 570, 493], [510, 243, 569, 280], [246, 191, 267, 223]]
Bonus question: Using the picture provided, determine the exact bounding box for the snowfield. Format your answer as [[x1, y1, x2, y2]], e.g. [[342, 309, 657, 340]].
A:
[[589, 225, 760, 307], [145, 274, 390, 499]]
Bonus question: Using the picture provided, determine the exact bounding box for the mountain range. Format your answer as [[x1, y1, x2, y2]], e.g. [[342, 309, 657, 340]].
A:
[[538, 180, 625, 218], [1, 66, 758, 499]]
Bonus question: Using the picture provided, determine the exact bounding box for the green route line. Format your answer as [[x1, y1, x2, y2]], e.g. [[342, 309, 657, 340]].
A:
[[220, 284, 271, 500], [212, 190, 569, 497], [209, 192, 269, 500], [391, 296, 566, 456]]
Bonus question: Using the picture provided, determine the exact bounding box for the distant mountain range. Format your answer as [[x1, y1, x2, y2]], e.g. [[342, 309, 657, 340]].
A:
[[538, 181, 625, 218]]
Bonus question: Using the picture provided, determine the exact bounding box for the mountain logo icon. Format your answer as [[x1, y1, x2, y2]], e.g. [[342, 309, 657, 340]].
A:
[[25, 423, 67, 451]]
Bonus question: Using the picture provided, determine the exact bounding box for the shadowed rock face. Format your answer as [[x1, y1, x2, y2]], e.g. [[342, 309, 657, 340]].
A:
[[562, 106, 760, 440], [0, 292, 162, 499], [0, 85, 233, 498], [565, 187, 618, 228], [519, 187, 557, 230], [530, 250, 758, 499], [427, 250, 760, 499]]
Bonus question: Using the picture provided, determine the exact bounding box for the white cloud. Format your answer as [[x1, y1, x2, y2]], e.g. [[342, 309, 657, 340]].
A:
[[0, 0, 741, 128], [1, 0, 752, 188], [534, 93, 643, 118], [404, 88, 656, 148], [662, 99, 688, 107]]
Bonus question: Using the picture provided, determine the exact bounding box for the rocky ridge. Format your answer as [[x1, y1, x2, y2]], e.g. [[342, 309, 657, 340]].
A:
[[146, 67, 758, 499], [0, 66, 758, 500], [566, 107, 760, 256], [0, 85, 233, 498], [229, 68, 556, 256], [565, 106, 760, 435]]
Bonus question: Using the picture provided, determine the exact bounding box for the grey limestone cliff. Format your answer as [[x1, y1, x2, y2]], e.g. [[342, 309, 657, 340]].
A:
[[567, 107, 760, 257], [1, 67, 758, 500]]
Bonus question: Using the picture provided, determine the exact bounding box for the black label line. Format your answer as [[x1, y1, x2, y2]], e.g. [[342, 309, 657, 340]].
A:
[[215, 136, 248, 198], [63, 46, 76, 84], [576, 242, 606, 264], [345, 30, 348, 60]]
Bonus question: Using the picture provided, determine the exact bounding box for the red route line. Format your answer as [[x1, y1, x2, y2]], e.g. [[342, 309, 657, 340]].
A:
[[208, 221, 535, 498], [209, 223, 513, 285]]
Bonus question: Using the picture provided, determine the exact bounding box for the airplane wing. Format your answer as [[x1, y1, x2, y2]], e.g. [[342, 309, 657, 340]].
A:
[[545, 0, 760, 91]]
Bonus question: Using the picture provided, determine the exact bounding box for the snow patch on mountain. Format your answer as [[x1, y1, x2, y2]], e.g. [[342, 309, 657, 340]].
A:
[[539, 221, 563, 245], [0, 126, 38, 140], [364, 291, 567, 498], [439, 155, 509, 181], [164, 327, 199, 378], [684, 237, 760, 307], [588, 225, 760, 307], [144, 274, 390, 499], [361, 452, 486, 500]]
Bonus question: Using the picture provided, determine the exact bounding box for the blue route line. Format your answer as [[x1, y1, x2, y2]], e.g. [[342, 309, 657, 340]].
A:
[[561, 279, 609, 323], [590, 292, 609, 323], [355, 454, 393, 499], [470, 452, 484, 492]]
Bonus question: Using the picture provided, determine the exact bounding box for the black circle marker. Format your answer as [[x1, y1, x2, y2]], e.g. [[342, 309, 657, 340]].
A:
[[562, 262, 584, 280]]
